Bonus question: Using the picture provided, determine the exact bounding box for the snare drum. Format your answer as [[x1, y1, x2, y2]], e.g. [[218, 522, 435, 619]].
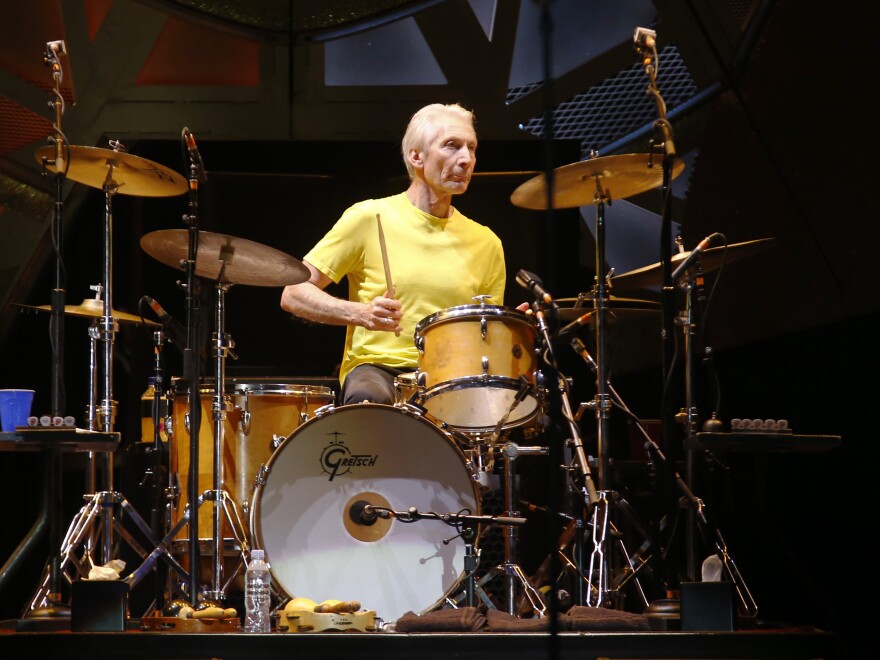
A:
[[414, 304, 541, 433]]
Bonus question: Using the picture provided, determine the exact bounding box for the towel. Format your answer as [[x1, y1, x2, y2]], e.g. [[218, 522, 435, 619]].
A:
[[485, 609, 567, 632], [395, 607, 487, 632], [567, 605, 652, 631]]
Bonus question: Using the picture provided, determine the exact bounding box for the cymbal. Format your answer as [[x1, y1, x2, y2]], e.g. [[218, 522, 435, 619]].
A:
[[34, 145, 187, 197], [609, 237, 776, 291], [510, 153, 685, 210], [14, 299, 160, 326], [555, 294, 661, 323], [140, 229, 310, 287]]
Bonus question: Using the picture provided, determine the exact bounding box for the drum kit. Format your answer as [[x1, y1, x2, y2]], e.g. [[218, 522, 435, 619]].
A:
[[18, 64, 769, 623], [15, 37, 771, 628], [18, 132, 773, 625], [16, 130, 774, 625]]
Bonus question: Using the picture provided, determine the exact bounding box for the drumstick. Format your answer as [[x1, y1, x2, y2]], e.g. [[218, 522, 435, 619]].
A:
[[376, 213, 401, 336], [376, 213, 394, 298]]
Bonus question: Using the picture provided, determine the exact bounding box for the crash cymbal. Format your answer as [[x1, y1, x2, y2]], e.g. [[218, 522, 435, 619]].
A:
[[14, 299, 159, 326], [140, 229, 310, 287], [510, 153, 685, 210], [34, 145, 187, 197], [609, 237, 776, 291], [555, 294, 661, 323]]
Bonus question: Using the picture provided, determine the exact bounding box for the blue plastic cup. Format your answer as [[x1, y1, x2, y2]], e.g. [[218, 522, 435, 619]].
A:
[[0, 389, 36, 432]]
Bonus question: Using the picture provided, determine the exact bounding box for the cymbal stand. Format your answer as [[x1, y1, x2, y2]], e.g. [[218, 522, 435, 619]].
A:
[[567, 340, 658, 611], [675, 265, 700, 581], [204, 278, 250, 601], [584, 180, 615, 492], [27, 165, 161, 613]]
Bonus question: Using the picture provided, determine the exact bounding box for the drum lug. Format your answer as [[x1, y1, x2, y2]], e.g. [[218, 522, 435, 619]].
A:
[[314, 403, 335, 417], [253, 463, 269, 490], [482, 356, 489, 377], [271, 433, 286, 450], [480, 315, 487, 339], [238, 390, 252, 435]]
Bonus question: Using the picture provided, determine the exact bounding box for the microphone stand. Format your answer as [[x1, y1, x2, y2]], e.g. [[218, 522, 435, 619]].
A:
[[37, 42, 69, 614], [636, 28, 681, 600], [181, 132, 204, 607], [148, 328, 169, 613], [532, 301, 600, 608]]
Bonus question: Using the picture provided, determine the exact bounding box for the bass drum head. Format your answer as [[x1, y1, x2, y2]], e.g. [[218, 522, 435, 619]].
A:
[[251, 403, 479, 625]]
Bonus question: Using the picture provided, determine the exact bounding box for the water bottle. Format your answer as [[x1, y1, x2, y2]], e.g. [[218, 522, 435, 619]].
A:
[[244, 549, 272, 632]]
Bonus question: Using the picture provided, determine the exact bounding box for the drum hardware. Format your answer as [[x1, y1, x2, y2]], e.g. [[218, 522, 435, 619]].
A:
[[141, 219, 310, 605], [513, 150, 686, 610], [26, 127, 188, 616], [511, 147, 688, 487], [374, 505, 531, 613]]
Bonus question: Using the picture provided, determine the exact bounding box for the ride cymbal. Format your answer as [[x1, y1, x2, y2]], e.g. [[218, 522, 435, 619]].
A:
[[555, 294, 661, 323], [14, 299, 159, 326], [609, 237, 776, 291], [34, 145, 187, 197], [510, 153, 685, 210], [140, 229, 310, 287]]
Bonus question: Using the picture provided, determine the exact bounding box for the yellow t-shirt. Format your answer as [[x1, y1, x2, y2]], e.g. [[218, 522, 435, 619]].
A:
[[305, 193, 507, 385]]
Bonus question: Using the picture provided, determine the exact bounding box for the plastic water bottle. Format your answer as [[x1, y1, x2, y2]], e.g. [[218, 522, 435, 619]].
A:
[[244, 549, 272, 632]]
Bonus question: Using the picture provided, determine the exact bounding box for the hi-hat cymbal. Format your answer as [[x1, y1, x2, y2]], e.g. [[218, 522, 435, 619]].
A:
[[140, 230, 310, 287], [34, 145, 187, 197], [510, 153, 685, 210], [555, 294, 661, 323], [14, 299, 159, 326], [609, 237, 776, 291]]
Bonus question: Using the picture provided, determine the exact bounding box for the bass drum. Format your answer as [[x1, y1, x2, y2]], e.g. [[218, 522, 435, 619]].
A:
[[250, 403, 480, 625]]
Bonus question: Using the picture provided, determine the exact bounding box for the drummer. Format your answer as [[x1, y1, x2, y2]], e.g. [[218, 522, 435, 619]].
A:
[[280, 102, 528, 404]]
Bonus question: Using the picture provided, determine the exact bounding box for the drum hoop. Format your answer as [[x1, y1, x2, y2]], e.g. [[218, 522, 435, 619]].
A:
[[422, 375, 538, 396], [170, 377, 334, 398], [233, 383, 334, 397], [420, 378, 541, 429], [414, 304, 533, 336]]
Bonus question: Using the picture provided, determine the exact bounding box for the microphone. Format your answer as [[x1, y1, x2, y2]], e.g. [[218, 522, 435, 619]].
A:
[[515, 269, 557, 308], [144, 296, 187, 347], [556, 310, 594, 336], [349, 501, 388, 526], [570, 337, 597, 373], [633, 26, 656, 53], [183, 127, 207, 184], [671, 233, 720, 282], [520, 500, 574, 522]]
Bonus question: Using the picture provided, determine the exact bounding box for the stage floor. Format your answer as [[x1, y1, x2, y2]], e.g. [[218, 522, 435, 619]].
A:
[[0, 619, 838, 660]]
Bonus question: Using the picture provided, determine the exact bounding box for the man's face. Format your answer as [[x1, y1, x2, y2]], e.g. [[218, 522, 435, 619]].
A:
[[418, 116, 477, 196]]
